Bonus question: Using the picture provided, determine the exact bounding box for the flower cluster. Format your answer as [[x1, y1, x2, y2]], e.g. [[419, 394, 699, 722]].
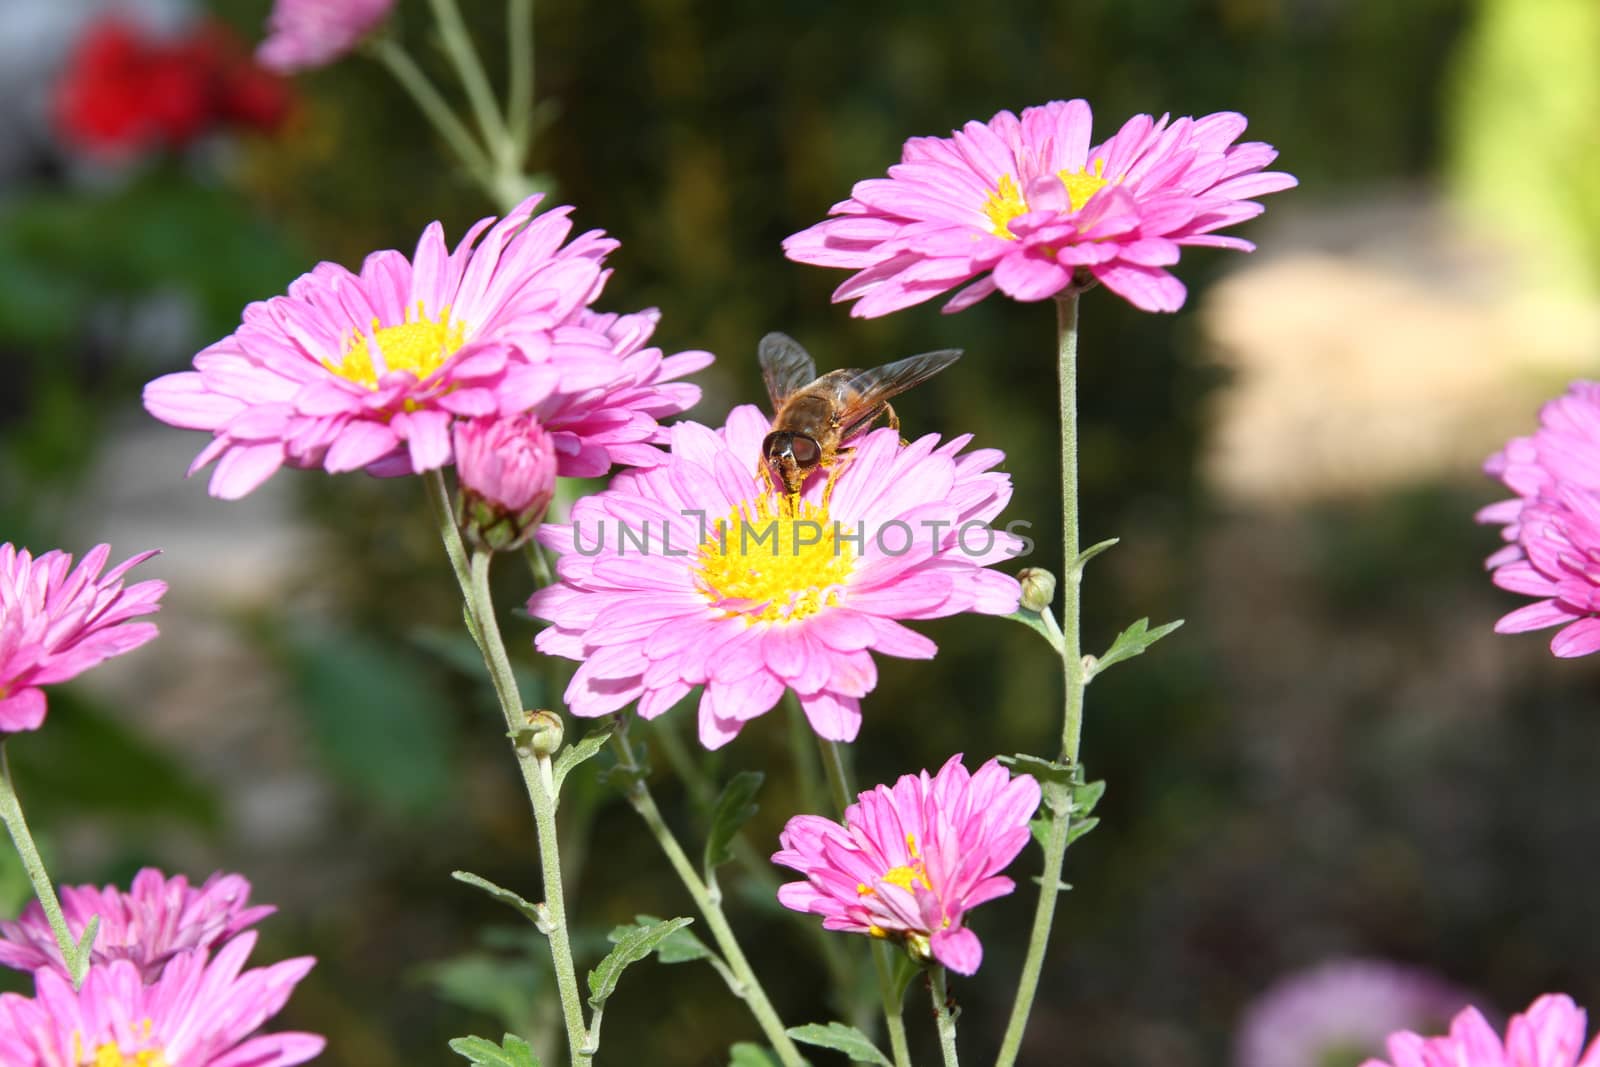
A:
[[527, 405, 1022, 748], [1480, 381, 1600, 656], [0, 543, 165, 734], [0, 871, 320, 1067], [1363, 994, 1600, 1067], [783, 99, 1296, 315], [55, 15, 292, 160], [143, 194, 711, 500], [773, 755, 1040, 975]]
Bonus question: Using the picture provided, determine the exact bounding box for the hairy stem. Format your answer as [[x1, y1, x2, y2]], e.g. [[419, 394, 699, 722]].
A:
[[994, 291, 1084, 1067], [609, 729, 807, 1067], [424, 471, 590, 1066], [931, 967, 960, 1067], [0, 745, 94, 987]]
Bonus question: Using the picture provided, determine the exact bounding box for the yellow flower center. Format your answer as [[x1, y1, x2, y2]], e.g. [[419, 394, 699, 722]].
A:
[[1058, 158, 1109, 212], [982, 174, 1030, 238], [856, 834, 929, 896], [77, 1025, 169, 1067], [982, 159, 1111, 240], [324, 302, 467, 389], [696, 494, 854, 624]]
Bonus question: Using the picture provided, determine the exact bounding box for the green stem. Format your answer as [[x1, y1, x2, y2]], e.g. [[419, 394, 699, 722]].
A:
[[609, 730, 807, 1067], [427, 0, 514, 161], [0, 745, 94, 987], [367, 37, 495, 181], [817, 738, 913, 1067], [506, 0, 535, 153], [994, 291, 1085, 1067], [930, 967, 960, 1067], [424, 471, 590, 1067], [647, 717, 864, 1021]]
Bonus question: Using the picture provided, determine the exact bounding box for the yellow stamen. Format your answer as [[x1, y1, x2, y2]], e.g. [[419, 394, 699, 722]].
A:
[[982, 159, 1112, 241], [695, 494, 854, 624], [1057, 157, 1109, 212], [982, 174, 1029, 238], [324, 302, 467, 390], [87, 1038, 170, 1067]]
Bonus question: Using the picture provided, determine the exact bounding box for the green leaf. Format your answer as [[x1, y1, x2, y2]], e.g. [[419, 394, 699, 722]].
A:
[[1067, 817, 1101, 846], [704, 771, 764, 878], [1088, 617, 1184, 680], [1001, 607, 1065, 653], [1072, 779, 1106, 819], [997, 754, 1075, 787], [1028, 814, 1051, 850], [554, 719, 619, 793], [607, 914, 714, 965], [452, 871, 546, 931], [449, 1034, 541, 1067], [274, 623, 456, 817], [786, 1023, 891, 1066], [728, 1044, 781, 1067], [1072, 537, 1120, 573], [587, 917, 695, 1007]]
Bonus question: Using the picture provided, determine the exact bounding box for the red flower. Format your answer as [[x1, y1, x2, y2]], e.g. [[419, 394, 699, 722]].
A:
[[53, 15, 293, 160]]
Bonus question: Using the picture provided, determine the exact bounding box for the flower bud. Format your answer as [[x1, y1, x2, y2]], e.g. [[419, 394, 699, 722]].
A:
[[521, 709, 564, 757], [454, 414, 557, 551], [1018, 567, 1057, 613]]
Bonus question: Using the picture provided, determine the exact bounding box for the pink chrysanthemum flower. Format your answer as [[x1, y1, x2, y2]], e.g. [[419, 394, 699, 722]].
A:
[[526, 405, 1022, 748], [1478, 383, 1600, 656], [0, 933, 322, 1067], [0, 543, 165, 734], [783, 99, 1296, 316], [257, 0, 393, 74], [143, 195, 709, 499], [455, 413, 557, 551], [1362, 994, 1600, 1067], [772, 755, 1040, 975], [1235, 958, 1474, 1067], [0, 868, 273, 983]]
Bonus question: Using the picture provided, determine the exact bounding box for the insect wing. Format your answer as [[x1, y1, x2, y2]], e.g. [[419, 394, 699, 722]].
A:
[[757, 332, 819, 409], [835, 349, 962, 438]]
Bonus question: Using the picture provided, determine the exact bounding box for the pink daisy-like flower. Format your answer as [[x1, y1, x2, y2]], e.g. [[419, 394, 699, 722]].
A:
[[257, 0, 393, 74], [0, 868, 274, 983], [0, 543, 165, 734], [1235, 958, 1474, 1067], [1476, 383, 1600, 656], [143, 194, 709, 499], [771, 755, 1040, 975], [526, 404, 1022, 749], [0, 933, 322, 1067], [783, 99, 1296, 316], [1362, 994, 1600, 1067]]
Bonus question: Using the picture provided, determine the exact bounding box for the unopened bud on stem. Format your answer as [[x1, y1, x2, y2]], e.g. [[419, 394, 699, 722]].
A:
[[454, 414, 557, 552], [1018, 567, 1057, 613], [522, 709, 564, 758]]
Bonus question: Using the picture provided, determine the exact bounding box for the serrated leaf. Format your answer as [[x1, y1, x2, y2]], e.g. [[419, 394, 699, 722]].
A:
[[1072, 537, 1120, 573], [587, 916, 694, 1007], [1088, 617, 1184, 680], [449, 1033, 541, 1067], [998, 754, 1075, 787], [705, 771, 764, 877], [1001, 606, 1065, 653], [452, 871, 547, 930], [607, 914, 713, 965], [786, 1022, 892, 1066], [554, 719, 619, 793], [728, 1044, 780, 1067]]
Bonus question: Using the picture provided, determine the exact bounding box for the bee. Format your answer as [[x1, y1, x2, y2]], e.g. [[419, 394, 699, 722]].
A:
[[758, 332, 962, 494]]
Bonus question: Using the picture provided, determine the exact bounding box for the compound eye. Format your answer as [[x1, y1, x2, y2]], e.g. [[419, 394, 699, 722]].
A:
[[789, 436, 821, 465]]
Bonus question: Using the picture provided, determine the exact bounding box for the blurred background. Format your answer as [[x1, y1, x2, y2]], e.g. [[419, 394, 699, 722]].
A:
[[2, 0, 1599, 1064]]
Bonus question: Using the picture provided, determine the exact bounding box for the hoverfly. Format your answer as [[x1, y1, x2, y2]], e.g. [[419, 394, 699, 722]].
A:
[[758, 332, 962, 494]]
